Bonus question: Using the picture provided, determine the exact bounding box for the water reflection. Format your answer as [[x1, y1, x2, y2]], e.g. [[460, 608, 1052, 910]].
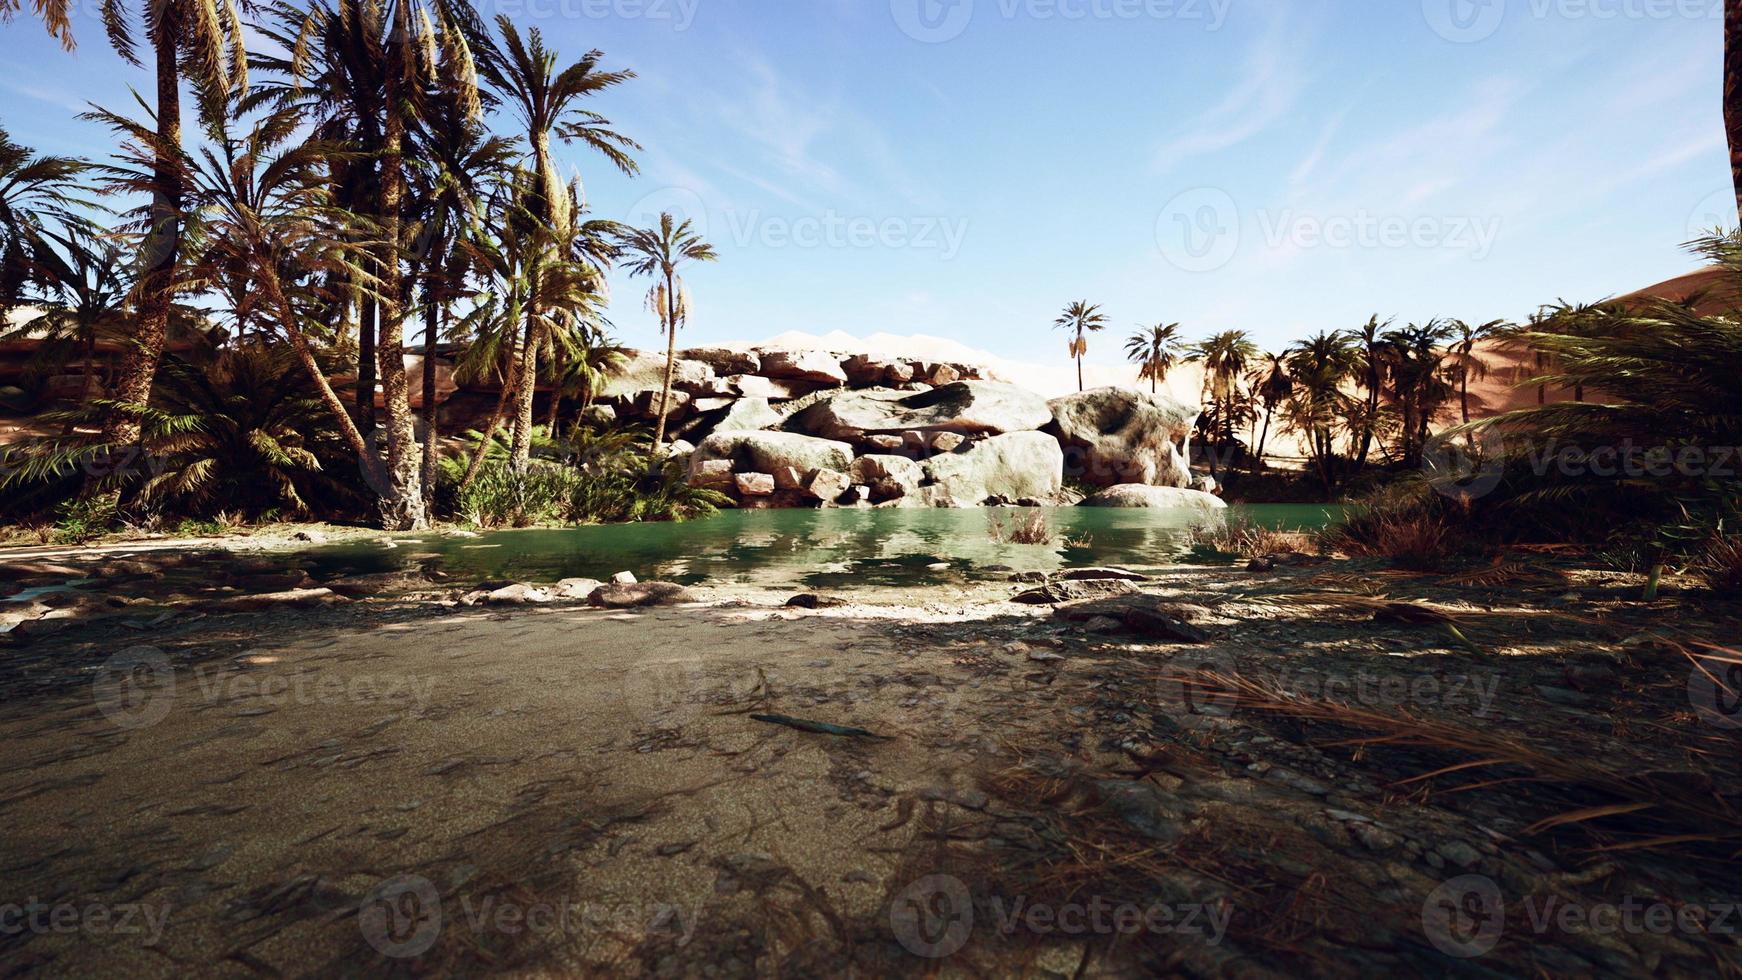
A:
[[302, 505, 1343, 588]]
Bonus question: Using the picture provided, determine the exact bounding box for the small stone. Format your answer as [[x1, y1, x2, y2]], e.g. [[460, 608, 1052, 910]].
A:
[[612, 571, 638, 585], [1028, 649, 1065, 662], [588, 582, 696, 608], [785, 593, 848, 609], [1437, 840, 1482, 869]]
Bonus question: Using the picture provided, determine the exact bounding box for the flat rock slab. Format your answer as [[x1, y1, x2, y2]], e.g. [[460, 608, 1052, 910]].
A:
[[587, 582, 697, 608], [1052, 593, 1213, 643], [193, 588, 348, 613], [1054, 567, 1151, 582], [1010, 579, 1141, 605]]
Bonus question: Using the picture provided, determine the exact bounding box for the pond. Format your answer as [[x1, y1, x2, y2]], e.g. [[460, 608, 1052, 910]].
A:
[[304, 504, 1345, 590]]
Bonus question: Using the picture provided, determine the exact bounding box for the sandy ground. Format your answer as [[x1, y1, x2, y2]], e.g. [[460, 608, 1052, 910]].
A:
[[2, 556, 1740, 977]]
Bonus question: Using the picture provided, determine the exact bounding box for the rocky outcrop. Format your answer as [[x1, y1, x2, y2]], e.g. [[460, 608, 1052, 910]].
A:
[[756, 348, 849, 385], [689, 432, 856, 483], [1048, 387, 1198, 489], [792, 382, 1052, 442], [922, 432, 1064, 505], [1080, 484, 1227, 513]]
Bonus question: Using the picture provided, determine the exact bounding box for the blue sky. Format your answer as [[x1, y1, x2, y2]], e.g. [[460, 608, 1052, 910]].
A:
[[0, 0, 1730, 367]]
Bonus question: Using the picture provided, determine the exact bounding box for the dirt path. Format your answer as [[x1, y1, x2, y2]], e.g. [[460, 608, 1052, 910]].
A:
[[2, 560, 1740, 976]]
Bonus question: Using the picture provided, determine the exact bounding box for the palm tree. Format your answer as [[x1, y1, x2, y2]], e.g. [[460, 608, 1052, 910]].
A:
[[1282, 331, 1357, 490], [1727, 2, 1742, 227], [1252, 351, 1293, 465], [1350, 315, 1390, 468], [1378, 320, 1457, 469], [0, 229, 132, 407], [1054, 301, 1108, 392], [0, 128, 88, 316], [7, 0, 249, 502], [479, 17, 638, 472], [1448, 319, 1507, 424], [1123, 322, 1184, 395], [1187, 330, 1260, 476], [617, 213, 717, 453]]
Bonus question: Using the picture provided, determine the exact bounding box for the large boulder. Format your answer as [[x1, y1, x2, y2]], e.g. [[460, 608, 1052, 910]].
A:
[[842, 354, 915, 387], [756, 348, 848, 385], [851, 454, 926, 502], [728, 375, 820, 401], [683, 347, 761, 375], [688, 431, 855, 484], [597, 350, 716, 401], [923, 432, 1063, 505], [1080, 484, 1227, 514], [793, 381, 1052, 441], [1048, 387, 1198, 489], [713, 397, 783, 432]]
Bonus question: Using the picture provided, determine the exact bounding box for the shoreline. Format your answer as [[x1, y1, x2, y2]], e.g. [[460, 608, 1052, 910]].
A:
[[1, 545, 1736, 974]]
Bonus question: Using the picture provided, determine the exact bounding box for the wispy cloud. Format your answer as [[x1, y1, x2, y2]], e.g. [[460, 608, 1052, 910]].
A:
[[1152, 7, 1308, 171]]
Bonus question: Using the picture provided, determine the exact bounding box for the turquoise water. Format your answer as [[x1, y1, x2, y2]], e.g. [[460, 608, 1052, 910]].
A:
[[305, 504, 1343, 589]]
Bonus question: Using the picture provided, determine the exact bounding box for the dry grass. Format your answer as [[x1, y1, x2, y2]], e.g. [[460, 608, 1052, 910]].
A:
[[986, 509, 1054, 545], [1188, 516, 1313, 559], [1697, 534, 1742, 595], [1322, 508, 1454, 571]]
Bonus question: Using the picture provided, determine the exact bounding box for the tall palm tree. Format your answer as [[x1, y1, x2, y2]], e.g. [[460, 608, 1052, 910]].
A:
[[479, 18, 638, 472], [1187, 330, 1260, 476], [1282, 331, 1357, 489], [1379, 320, 1457, 469], [1252, 351, 1293, 465], [617, 213, 717, 453], [1123, 322, 1183, 395], [1054, 301, 1108, 392], [1727, 1, 1742, 227], [1448, 318, 1507, 424], [6, 0, 247, 498], [0, 128, 88, 316]]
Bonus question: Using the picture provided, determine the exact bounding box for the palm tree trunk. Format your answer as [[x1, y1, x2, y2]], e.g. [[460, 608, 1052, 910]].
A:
[[508, 310, 539, 471], [92, 29, 181, 501], [653, 270, 678, 452], [421, 296, 440, 510], [356, 293, 377, 430], [460, 300, 523, 490], [1727, 0, 1742, 227], [372, 26, 427, 531], [261, 269, 383, 489]]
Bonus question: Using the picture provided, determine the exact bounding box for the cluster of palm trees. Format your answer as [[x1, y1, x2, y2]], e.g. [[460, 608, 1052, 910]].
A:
[[1052, 300, 1516, 490], [0, 0, 717, 530]]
